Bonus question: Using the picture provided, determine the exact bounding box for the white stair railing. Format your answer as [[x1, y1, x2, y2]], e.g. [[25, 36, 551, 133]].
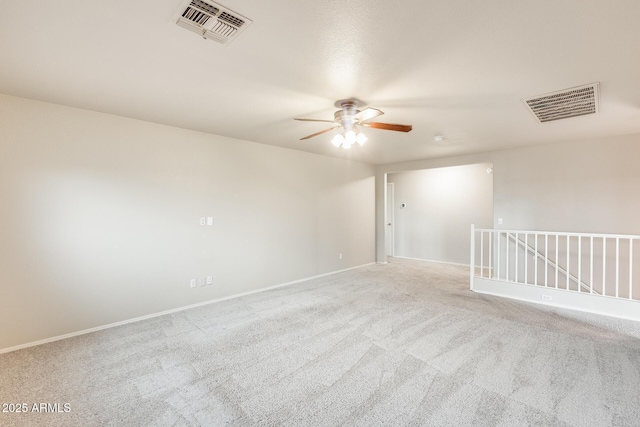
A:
[[505, 232, 596, 294], [470, 225, 640, 310]]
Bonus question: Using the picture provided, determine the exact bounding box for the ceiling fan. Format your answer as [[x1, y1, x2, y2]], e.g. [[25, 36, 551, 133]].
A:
[[294, 99, 412, 148]]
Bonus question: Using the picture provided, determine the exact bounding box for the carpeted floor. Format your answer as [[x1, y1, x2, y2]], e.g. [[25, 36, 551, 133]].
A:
[[1, 258, 640, 426]]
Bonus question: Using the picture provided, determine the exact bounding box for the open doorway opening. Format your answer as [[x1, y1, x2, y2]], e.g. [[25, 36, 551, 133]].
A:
[[386, 163, 493, 265]]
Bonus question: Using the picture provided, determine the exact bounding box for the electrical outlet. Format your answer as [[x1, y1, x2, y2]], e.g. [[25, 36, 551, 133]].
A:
[[206, 276, 213, 285], [541, 294, 552, 301], [190, 279, 197, 288], [200, 217, 206, 226], [497, 218, 503, 225]]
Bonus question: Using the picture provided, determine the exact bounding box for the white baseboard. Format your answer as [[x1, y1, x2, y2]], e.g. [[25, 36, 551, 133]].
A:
[[473, 277, 640, 322], [0, 262, 375, 355]]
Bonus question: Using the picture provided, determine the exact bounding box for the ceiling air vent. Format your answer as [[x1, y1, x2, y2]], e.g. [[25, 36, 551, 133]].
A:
[[523, 83, 600, 123], [173, 0, 252, 45]]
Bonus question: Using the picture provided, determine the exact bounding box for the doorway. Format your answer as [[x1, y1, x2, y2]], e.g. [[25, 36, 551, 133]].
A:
[[386, 163, 493, 265]]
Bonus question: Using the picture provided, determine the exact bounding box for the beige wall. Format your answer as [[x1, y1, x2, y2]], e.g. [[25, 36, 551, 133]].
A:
[[388, 163, 493, 264], [376, 134, 640, 263], [0, 94, 375, 350]]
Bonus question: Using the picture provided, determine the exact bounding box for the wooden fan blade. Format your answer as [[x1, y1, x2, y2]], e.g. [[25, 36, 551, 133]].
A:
[[354, 107, 383, 123], [300, 125, 341, 140], [363, 122, 412, 132], [294, 117, 336, 123]]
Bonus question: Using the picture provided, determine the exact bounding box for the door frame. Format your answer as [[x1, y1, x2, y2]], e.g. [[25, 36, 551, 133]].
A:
[[386, 182, 395, 257]]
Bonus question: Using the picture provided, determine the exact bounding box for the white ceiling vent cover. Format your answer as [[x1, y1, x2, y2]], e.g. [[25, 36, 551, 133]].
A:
[[523, 83, 600, 123], [173, 0, 252, 45]]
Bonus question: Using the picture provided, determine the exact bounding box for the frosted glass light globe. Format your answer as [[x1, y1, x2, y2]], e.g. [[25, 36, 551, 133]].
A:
[[331, 134, 344, 147], [345, 130, 356, 144]]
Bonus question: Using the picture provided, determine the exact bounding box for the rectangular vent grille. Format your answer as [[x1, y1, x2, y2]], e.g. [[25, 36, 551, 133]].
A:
[[211, 20, 236, 38], [523, 83, 599, 123], [173, 0, 252, 45], [190, 0, 218, 15], [219, 11, 244, 27], [182, 7, 212, 26]]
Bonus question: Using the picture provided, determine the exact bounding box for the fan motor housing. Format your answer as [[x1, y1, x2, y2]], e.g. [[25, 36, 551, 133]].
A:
[[334, 109, 360, 122]]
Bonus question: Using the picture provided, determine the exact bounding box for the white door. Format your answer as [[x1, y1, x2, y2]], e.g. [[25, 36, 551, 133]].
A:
[[385, 183, 394, 257]]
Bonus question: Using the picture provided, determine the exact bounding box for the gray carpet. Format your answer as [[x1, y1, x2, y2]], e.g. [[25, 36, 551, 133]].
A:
[[1, 258, 640, 426]]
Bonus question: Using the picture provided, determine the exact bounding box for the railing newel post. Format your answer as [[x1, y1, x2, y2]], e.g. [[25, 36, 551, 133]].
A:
[[470, 224, 475, 291]]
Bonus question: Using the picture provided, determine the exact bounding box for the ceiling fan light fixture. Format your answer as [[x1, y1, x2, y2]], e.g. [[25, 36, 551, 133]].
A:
[[344, 130, 356, 145], [331, 130, 365, 148], [295, 99, 412, 144]]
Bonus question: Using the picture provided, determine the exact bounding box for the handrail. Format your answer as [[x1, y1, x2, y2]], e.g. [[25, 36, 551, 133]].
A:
[[475, 228, 640, 241]]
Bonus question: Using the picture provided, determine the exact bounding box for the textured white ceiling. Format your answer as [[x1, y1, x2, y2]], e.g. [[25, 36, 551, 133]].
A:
[[2, 0, 640, 165]]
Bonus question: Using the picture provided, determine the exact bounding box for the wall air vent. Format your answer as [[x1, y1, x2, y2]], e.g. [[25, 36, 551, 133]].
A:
[[523, 83, 600, 123], [173, 0, 252, 45]]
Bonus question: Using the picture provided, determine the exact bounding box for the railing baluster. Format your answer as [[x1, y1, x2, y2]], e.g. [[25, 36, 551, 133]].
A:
[[545, 234, 549, 288], [590, 236, 594, 295], [578, 236, 582, 292], [506, 233, 510, 282], [554, 234, 560, 289], [480, 231, 484, 278], [616, 237, 619, 298], [489, 231, 493, 279], [603, 238, 607, 297], [497, 232, 501, 280], [630, 238, 634, 300], [566, 235, 570, 290], [524, 234, 528, 285], [515, 233, 519, 283], [534, 234, 538, 286]]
